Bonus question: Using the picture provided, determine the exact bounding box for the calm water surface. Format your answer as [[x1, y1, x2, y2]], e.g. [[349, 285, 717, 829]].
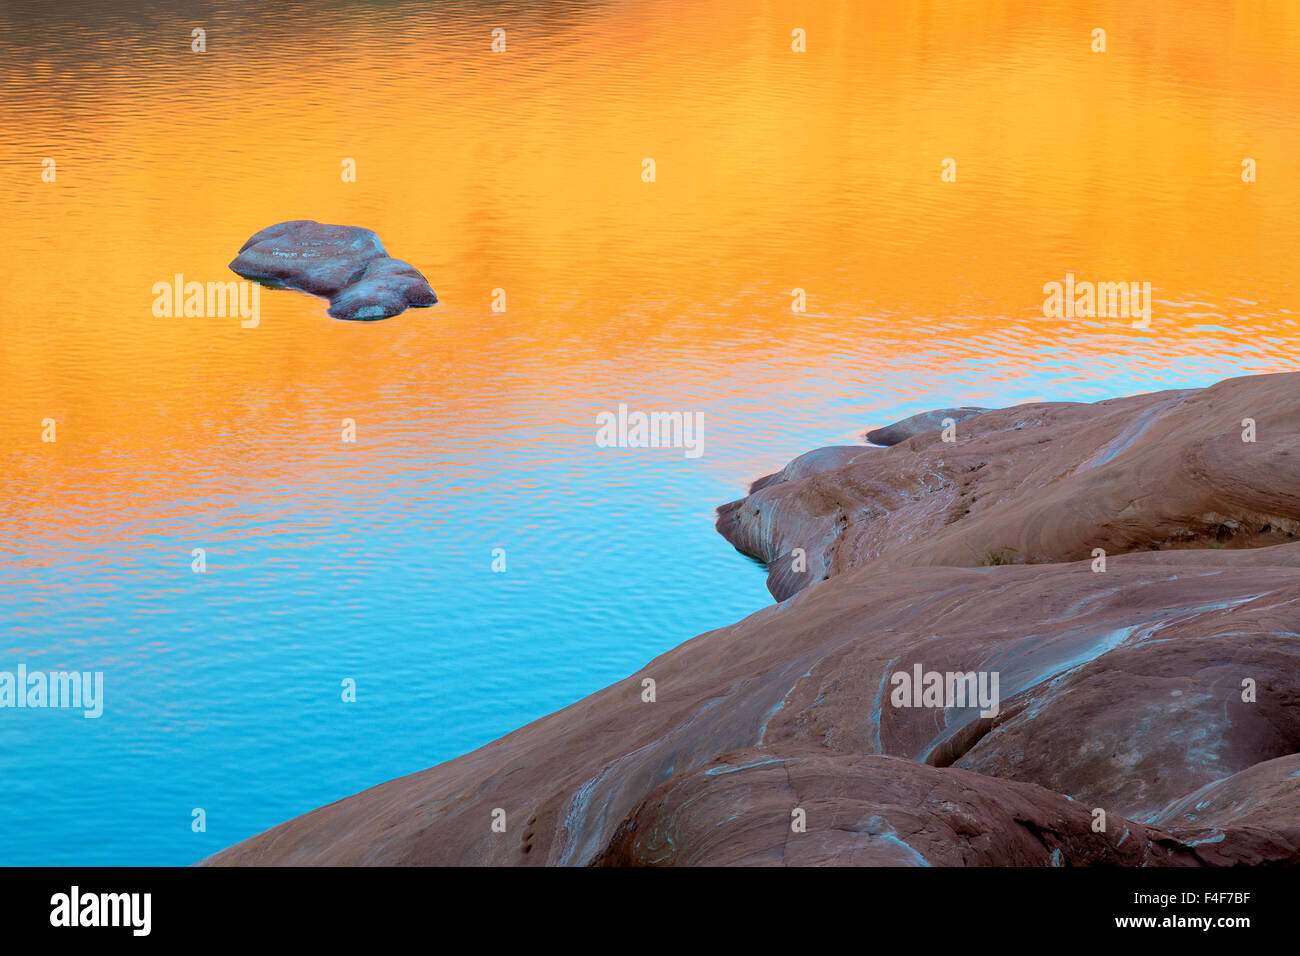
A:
[[0, 0, 1297, 863]]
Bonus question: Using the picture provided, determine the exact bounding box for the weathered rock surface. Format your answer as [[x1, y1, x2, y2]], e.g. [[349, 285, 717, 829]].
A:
[[748, 445, 876, 493], [326, 257, 438, 321], [865, 406, 989, 446], [595, 749, 1300, 866], [229, 220, 437, 320], [719, 373, 1300, 601], [1147, 753, 1300, 863], [204, 372, 1300, 867]]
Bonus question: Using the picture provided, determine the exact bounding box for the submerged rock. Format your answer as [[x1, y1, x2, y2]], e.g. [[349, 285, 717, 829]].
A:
[[229, 220, 437, 320]]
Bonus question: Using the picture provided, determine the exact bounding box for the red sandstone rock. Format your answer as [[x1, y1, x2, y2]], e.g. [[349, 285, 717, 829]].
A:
[[204, 372, 1300, 867], [718, 373, 1300, 601], [594, 749, 1300, 866], [229, 220, 438, 320]]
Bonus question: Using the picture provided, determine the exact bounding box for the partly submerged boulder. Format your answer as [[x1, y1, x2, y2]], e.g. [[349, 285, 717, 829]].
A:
[[327, 258, 439, 321], [229, 220, 437, 320]]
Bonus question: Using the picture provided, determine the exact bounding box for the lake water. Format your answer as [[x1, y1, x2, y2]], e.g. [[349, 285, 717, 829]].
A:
[[1, 0, 1296, 864]]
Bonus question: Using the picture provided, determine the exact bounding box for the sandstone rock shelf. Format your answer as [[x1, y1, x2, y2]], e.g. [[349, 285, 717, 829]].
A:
[[204, 371, 1300, 866]]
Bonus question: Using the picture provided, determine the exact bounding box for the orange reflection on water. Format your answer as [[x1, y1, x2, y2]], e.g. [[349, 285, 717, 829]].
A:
[[0, 0, 1297, 532]]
